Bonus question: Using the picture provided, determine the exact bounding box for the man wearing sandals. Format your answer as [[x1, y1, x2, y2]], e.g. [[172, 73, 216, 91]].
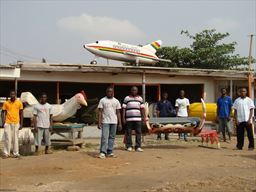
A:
[[33, 93, 53, 155]]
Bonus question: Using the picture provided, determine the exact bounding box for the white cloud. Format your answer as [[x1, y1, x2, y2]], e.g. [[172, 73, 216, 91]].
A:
[[206, 18, 240, 32], [57, 13, 144, 40]]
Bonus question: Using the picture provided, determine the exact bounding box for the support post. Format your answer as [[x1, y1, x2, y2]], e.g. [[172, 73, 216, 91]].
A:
[[110, 83, 115, 96], [247, 34, 255, 137], [230, 79, 233, 99], [56, 82, 60, 104], [142, 72, 146, 102], [14, 78, 18, 95], [157, 84, 161, 101], [248, 34, 254, 98]]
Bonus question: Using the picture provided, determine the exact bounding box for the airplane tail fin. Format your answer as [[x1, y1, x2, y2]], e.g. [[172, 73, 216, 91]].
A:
[[143, 40, 162, 53]]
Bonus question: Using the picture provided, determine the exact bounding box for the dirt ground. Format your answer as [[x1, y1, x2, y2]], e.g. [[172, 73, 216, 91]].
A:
[[0, 135, 255, 192]]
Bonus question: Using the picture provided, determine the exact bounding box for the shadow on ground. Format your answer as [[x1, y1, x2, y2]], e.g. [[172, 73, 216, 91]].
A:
[[240, 154, 256, 160]]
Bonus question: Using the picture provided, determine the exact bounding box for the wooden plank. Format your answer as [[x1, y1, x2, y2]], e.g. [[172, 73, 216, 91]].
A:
[[51, 139, 84, 145]]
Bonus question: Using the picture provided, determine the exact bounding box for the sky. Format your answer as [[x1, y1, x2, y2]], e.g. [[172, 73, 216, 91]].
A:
[[0, 0, 255, 65]]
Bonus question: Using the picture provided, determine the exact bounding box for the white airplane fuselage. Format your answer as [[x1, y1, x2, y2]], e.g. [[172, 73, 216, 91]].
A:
[[83, 40, 159, 65]]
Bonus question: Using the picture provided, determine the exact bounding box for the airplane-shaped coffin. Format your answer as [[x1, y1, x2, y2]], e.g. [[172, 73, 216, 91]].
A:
[[83, 40, 171, 65]]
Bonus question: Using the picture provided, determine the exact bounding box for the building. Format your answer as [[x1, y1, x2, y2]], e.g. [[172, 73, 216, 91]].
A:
[[0, 62, 255, 105]]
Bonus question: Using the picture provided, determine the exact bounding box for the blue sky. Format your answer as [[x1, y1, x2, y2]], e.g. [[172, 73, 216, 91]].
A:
[[0, 0, 255, 64]]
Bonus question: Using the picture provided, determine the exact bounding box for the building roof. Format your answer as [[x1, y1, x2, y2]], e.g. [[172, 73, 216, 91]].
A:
[[0, 64, 16, 69], [1, 62, 255, 79]]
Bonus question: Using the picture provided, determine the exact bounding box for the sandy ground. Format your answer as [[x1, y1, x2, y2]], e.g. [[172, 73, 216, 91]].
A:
[[0, 135, 255, 192]]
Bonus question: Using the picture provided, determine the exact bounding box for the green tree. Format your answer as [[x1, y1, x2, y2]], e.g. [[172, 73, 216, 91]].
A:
[[156, 29, 248, 69]]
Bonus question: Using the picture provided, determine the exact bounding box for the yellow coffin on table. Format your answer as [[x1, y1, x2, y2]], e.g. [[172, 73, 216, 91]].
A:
[[189, 102, 217, 122]]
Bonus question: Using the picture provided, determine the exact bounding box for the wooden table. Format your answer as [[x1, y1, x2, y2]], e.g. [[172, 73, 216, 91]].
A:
[[51, 123, 85, 149]]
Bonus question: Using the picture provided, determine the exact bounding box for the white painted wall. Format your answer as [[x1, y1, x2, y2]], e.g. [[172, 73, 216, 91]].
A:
[[19, 71, 216, 102], [20, 71, 142, 83], [0, 68, 20, 78], [145, 74, 215, 102]]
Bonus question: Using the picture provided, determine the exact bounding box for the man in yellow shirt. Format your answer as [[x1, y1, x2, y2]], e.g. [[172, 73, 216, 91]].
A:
[[1, 90, 23, 158]]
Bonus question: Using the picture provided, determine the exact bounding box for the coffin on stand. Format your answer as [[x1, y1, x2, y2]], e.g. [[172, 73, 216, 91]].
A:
[[145, 99, 206, 136]]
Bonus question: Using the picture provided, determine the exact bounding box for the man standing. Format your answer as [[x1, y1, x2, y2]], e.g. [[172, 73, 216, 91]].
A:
[[1, 90, 23, 158], [217, 88, 233, 142], [123, 86, 146, 152], [33, 93, 53, 155], [156, 92, 175, 140], [233, 88, 255, 150], [98, 87, 122, 158], [175, 90, 190, 141]]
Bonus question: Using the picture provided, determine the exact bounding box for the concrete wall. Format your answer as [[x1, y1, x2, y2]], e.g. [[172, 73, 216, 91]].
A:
[[0, 68, 20, 78], [146, 74, 215, 102], [20, 71, 142, 83], [19, 71, 215, 102]]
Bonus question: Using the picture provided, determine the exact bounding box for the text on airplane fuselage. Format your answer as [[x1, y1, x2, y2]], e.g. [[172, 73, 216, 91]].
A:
[[113, 44, 141, 53]]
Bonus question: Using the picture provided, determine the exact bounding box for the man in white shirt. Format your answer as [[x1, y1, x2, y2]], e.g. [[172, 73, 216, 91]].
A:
[[98, 87, 122, 158], [33, 93, 53, 155], [175, 90, 190, 141], [233, 88, 255, 150]]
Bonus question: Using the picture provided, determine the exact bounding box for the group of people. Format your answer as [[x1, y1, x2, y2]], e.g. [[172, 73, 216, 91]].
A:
[[98, 86, 255, 158], [0, 86, 255, 159], [97, 86, 146, 158], [156, 90, 190, 141], [97, 86, 190, 159], [1, 91, 53, 158], [217, 87, 255, 150]]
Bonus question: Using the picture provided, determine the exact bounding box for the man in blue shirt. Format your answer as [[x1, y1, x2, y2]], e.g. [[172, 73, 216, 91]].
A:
[[217, 88, 233, 142], [156, 92, 175, 140]]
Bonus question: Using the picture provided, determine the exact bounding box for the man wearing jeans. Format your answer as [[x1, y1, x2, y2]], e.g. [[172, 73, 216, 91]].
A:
[[122, 86, 146, 152], [217, 88, 233, 142], [1, 90, 23, 158], [233, 88, 255, 150], [98, 87, 122, 158], [175, 90, 190, 141]]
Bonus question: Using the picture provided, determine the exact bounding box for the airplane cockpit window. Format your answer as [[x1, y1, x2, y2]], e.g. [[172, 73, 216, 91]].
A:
[[96, 41, 99, 44]]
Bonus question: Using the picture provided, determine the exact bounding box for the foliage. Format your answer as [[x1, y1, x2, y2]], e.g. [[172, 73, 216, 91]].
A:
[[156, 29, 249, 69]]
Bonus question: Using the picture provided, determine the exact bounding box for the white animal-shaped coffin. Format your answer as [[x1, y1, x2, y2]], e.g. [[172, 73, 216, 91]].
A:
[[20, 92, 87, 122]]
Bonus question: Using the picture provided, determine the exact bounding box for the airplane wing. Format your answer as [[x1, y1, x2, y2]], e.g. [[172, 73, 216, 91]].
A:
[[152, 58, 172, 63], [124, 52, 172, 63], [123, 52, 139, 56]]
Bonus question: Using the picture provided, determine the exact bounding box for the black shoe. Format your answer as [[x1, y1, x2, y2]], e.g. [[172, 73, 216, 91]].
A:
[[157, 136, 162, 140]]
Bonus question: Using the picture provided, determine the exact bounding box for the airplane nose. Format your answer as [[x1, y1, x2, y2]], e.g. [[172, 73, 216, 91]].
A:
[[83, 43, 96, 53], [83, 44, 94, 51], [83, 44, 88, 49]]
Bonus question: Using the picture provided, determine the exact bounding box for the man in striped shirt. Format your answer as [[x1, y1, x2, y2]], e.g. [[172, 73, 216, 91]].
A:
[[122, 86, 146, 152]]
